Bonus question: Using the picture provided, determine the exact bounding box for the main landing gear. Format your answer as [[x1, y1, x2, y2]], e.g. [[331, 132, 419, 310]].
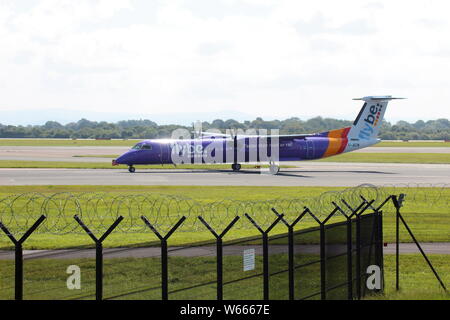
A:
[[128, 165, 136, 173], [231, 163, 280, 174], [231, 163, 241, 172]]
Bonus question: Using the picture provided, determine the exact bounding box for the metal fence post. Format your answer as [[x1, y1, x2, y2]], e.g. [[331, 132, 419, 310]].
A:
[[389, 194, 405, 292], [198, 216, 240, 300], [161, 238, 168, 299], [217, 237, 223, 299], [355, 211, 362, 300], [244, 213, 283, 300], [294, 207, 325, 300], [395, 199, 400, 291], [15, 243, 23, 300], [96, 241, 103, 300], [379, 209, 385, 292], [334, 201, 358, 300], [392, 195, 447, 292], [271, 208, 307, 300], [369, 195, 396, 293], [319, 205, 348, 301], [287, 226, 294, 300], [74, 215, 124, 300], [319, 223, 326, 300], [343, 199, 374, 299], [346, 216, 353, 300], [0, 215, 46, 300], [350, 199, 376, 300], [141, 215, 186, 300]]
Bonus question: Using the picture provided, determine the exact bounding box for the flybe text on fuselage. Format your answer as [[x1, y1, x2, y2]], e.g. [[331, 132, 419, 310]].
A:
[[170, 138, 280, 165]]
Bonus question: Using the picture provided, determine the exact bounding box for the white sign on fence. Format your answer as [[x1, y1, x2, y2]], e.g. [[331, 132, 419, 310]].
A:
[[243, 249, 255, 271]]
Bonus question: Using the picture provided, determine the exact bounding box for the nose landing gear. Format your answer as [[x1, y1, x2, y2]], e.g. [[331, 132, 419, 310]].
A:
[[128, 165, 136, 173], [269, 164, 280, 175]]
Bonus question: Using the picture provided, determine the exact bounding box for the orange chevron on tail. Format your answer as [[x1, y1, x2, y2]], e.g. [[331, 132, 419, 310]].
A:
[[323, 127, 351, 157]]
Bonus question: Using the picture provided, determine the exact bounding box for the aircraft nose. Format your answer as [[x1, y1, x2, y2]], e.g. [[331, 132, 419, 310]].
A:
[[114, 153, 130, 165]]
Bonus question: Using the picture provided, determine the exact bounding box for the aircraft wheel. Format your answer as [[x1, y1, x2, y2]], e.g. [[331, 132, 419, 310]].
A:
[[231, 163, 241, 171], [269, 164, 280, 175], [128, 166, 136, 173]]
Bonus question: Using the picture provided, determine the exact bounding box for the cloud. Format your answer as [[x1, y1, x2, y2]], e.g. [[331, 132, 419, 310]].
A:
[[309, 38, 343, 53], [9, 0, 132, 39], [416, 18, 446, 29], [182, 0, 273, 19], [295, 14, 376, 36], [364, 2, 384, 9], [0, 0, 449, 122], [335, 19, 376, 35], [197, 42, 232, 56]]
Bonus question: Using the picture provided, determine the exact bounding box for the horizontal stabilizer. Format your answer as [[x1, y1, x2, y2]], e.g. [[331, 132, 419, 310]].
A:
[[348, 95, 403, 140], [353, 96, 406, 101]]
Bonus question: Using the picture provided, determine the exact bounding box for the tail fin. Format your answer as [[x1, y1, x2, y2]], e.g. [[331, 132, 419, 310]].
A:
[[347, 96, 405, 140]]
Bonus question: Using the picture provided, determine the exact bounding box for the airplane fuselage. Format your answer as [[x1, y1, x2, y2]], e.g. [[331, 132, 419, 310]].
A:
[[113, 95, 401, 172], [114, 135, 379, 166]]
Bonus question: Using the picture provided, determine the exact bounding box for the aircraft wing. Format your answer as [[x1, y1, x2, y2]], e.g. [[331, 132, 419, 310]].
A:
[[198, 131, 316, 139], [198, 131, 229, 138]]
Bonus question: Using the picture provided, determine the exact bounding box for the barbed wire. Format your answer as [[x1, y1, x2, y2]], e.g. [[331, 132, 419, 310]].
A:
[[0, 183, 448, 236]]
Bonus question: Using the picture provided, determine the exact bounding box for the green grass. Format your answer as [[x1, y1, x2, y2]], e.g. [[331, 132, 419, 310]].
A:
[[0, 185, 343, 199], [376, 141, 450, 148], [0, 253, 447, 300], [0, 185, 448, 249], [0, 139, 140, 147], [0, 252, 297, 300], [367, 254, 450, 300], [0, 160, 293, 170], [0, 160, 121, 169], [316, 153, 450, 164], [73, 154, 119, 158]]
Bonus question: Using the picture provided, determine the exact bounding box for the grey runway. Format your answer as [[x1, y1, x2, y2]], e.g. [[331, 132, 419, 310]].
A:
[[0, 243, 448, 260], [0, 146, 448, 163], [0, 162, 449, 186], [0, 146, 128, 163]]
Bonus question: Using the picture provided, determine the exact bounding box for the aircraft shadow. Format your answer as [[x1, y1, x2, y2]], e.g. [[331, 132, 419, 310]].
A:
[[284, 170, 395, 175], [118, 169, 395, 176]]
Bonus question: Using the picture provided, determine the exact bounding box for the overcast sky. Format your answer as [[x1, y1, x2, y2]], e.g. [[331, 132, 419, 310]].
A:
[[1, 0, 449, 124]]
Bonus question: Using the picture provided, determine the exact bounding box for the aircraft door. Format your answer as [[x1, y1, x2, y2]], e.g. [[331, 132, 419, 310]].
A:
[[159, 143, 170, 164], [306, 139, 314, 159]]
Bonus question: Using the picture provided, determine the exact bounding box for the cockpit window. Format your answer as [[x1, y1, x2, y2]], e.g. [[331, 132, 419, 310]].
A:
[[132, 143, 152, 150]]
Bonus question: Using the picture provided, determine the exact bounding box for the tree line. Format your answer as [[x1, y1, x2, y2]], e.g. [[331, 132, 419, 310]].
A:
[[0, 117, 449, 140]]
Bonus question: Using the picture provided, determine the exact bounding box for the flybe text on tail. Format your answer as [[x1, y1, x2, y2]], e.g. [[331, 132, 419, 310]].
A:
[[348, 96, 405, 141], [358, 103, 383, 140]]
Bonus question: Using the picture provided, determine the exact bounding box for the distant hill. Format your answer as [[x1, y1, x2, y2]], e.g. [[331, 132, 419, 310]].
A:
[[0, 117, 448, 140]]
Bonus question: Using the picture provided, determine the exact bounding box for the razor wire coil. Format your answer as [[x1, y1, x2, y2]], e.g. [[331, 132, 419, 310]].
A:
[[0, 183, 448, 236]]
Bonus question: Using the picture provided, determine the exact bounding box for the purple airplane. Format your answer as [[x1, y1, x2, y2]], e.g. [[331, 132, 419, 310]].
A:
[[113, 96, 403, 174]]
